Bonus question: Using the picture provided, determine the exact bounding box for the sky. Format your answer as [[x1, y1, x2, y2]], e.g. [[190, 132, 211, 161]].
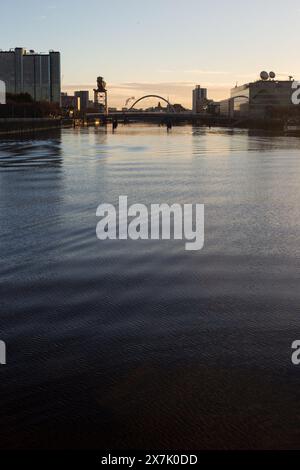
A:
[[1, 0, 300, 108]]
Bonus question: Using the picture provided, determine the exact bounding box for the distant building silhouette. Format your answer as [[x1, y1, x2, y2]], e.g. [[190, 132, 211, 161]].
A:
[[74, 90, 89, 111], [0, 48, 61, 104], [173, 103, 187, 112], [61, 92, 76, 110], [192, 85, 207, 113]]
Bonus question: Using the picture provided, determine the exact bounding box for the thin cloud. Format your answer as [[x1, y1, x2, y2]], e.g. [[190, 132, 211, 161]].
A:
[[159, 69, 229, 75], [183, 70, 229, 75], [34, 15, 47, 21]]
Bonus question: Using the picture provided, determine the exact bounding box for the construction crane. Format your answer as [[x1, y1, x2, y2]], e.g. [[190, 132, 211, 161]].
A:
[[125, 97, 135, 108]]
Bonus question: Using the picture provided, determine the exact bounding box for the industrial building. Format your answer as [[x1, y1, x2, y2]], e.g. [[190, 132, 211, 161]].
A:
[[192, 85, 207, 113], [0, 47, 61, 104]]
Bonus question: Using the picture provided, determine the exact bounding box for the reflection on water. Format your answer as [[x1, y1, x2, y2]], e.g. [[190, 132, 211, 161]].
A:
[[0, 125, 300, 450], [0, 129, 63, 169]]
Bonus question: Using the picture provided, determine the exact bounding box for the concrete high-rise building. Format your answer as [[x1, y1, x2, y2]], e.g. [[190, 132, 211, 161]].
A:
[[192, 85, 207, 113], [0, 47, 61, 104]]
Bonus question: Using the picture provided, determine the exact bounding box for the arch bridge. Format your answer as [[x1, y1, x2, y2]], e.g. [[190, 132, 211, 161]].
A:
[[129, 95, 175, 112]]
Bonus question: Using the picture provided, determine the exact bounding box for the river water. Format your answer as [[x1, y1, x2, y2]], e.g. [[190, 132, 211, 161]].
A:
[[0, 125, 300, 449]]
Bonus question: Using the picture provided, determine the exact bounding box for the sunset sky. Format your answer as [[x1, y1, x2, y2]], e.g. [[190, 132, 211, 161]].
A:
[[2, 0, 300, 108]]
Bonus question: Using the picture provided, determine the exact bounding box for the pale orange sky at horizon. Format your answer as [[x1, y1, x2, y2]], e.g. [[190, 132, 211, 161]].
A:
[[62, 74, 263, 109], [4, 0, 299, 109]]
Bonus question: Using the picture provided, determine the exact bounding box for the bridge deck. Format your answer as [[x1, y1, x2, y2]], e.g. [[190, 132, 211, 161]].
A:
[[85, 112, 232, 124]]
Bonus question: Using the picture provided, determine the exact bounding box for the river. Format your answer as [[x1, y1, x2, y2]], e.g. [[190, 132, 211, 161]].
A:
[[0, 125, 300, 449]]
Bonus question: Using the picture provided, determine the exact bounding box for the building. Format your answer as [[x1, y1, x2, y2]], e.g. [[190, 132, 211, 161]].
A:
[[220, 74, 296, 118], [74, 90, 89, 111], [219, 98, 234, 118], [0, 47, 61, 104], [192, 85, 207, 113], [61, 91, 95, 115], [229, 84, 250, 117], [61, 92, 76, 110], [173, 103, 187, 112]]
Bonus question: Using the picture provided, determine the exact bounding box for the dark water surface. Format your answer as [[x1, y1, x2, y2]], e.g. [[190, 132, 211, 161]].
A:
[[0, 126, 300, 449]]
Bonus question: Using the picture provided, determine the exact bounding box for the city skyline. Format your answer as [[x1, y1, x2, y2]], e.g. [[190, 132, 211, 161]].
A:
[[2, 0, 300, 107]]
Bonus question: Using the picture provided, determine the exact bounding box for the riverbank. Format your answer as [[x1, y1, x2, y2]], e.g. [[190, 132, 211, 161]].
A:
[[0, 116, 289, 137], [0, 118, 73, 136]]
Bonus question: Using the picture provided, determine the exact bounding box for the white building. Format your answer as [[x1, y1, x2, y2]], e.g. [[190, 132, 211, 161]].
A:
[[228, 75, 296, 118]]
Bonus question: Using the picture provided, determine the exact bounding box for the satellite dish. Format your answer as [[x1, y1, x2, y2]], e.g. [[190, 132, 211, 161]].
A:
[[260, 71, 269, 81], [269, 71, 276, 79]]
